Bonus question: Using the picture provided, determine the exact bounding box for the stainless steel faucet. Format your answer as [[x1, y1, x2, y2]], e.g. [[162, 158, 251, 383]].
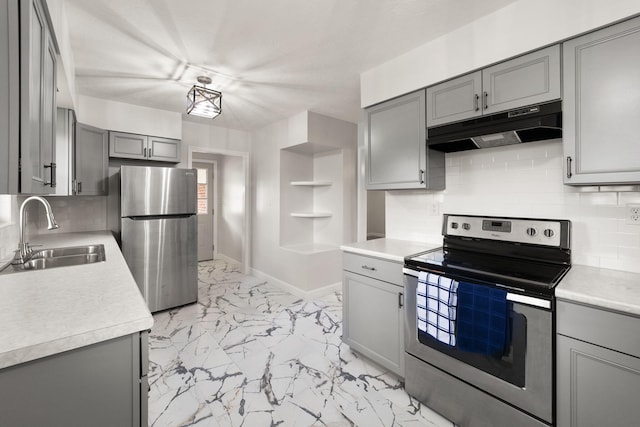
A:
[[12, 196, 59, 264]]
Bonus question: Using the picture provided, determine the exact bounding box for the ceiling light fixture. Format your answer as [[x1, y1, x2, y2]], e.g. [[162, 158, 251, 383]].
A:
[[186, 76, 222, 119]]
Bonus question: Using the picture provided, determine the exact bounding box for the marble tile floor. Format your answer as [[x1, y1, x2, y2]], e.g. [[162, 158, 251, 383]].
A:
[[148, 259, 454, 427]]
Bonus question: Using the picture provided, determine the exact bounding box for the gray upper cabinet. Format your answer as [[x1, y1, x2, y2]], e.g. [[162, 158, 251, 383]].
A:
[[75, 123, 108, 195], [0, 0, 19, 194], [563, 16, 640, 185], [110, 131, 181, 163], [20, 0, 57, 194], [366, 89, 445, 190], [427, 45, 560, 128], [426, 72, 482, 127]]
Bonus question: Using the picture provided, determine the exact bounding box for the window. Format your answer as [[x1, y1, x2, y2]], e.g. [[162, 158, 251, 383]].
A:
[[197, 168, 208, 215]]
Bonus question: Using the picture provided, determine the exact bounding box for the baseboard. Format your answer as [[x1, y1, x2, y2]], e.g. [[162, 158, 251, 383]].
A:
[[250, 268, 341, 300]]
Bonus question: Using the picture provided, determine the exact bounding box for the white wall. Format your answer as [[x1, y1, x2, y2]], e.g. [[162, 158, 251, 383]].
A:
[[77, 96, 182, 139], [385, 140, 640, 274], [220, 155, 244, 263], [361, 0, 640, 107]]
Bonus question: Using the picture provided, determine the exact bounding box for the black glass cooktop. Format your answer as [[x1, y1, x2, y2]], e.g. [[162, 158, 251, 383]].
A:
[[406, 247, 570, 295]]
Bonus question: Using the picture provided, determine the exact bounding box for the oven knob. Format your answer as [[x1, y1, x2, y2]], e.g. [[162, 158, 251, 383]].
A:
[[462, 223, 471, 231], [451, 222, 459, 229], [544, 228, 555, 238], [526, 227, 537, 237]]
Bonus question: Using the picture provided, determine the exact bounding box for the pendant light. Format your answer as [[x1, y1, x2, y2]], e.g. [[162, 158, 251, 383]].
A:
[[186, 76, 222, 119]]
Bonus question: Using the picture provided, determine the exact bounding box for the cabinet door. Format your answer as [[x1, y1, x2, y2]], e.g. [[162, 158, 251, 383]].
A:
[[148, 136, 181, 162], [0, 0, 19, 194], [563, 17, 640, 185], [366, 90, 430, 190], [75, 123, 108, 195], [40, 31, 56, 193], [557, 334, 640, 427], [426, 71, 482, 127], [20, 0, 47, 194], [483, 45, 560, 115], [342, 271, 404, 376], [109, 131, 147, 160]]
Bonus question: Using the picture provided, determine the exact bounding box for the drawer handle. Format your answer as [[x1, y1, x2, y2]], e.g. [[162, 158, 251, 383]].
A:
[[361, 265, 376, 271]]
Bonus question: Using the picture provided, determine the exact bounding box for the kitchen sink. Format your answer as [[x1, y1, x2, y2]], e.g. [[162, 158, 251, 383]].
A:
[[0, 244, 106, 275]]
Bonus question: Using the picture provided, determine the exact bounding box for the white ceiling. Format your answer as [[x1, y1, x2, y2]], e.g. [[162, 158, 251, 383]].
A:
[[65, 0, 518, 131]]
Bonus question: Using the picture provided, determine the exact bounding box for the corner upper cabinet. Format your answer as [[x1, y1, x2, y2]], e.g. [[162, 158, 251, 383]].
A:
[[427, 45, 560, 128], [74, 123, 108, 195], [109, 131, 181, 163], [20, 0, 58, 194], [365, 89, 444, 190], [563, 16, 640, 185]]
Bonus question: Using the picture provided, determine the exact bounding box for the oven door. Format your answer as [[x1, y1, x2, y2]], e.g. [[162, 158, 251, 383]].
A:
[[403, 268, 553, 424]]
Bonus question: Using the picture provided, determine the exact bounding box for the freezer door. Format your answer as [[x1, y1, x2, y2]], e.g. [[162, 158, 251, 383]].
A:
[[121, 216, 197, 312], [121, 166, 197, 216]]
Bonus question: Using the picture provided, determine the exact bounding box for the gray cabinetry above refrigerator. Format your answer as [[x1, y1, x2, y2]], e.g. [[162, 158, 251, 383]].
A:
[[110, 131, 181, 163], [426, 45, 560, 128], [365, 89, 445, 190], [563, 16, 640, 185]]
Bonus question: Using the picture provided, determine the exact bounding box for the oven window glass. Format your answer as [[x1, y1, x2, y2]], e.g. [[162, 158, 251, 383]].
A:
[[417, 304, 526, 388]]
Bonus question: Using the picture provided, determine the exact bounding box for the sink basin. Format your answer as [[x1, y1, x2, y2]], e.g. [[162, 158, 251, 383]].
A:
[[0, 244, 106, 274], [31, 244, 105, 259]]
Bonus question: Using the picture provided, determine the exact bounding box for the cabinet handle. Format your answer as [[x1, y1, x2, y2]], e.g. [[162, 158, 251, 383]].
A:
[[361, 265, 376, 271], [44, 163, 56, 187], [484, 91, 489, 110], [77, 181, 82, 194], [566, 156, 573, 179], [143, 147, 148, 158], [419, 169, 425, 184], [398, 292, 404, 308], [474, 94, 480, 112]]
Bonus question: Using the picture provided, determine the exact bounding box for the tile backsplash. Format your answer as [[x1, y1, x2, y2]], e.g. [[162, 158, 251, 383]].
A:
[[0, 195, 108, 260], [385, 140, 640, 274]]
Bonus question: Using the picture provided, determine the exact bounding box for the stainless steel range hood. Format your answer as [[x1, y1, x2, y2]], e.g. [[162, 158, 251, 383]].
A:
[[428, 101, 562, 153]]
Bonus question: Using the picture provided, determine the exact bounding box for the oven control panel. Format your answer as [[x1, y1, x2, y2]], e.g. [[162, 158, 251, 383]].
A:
[[445, 215, 565, 247]]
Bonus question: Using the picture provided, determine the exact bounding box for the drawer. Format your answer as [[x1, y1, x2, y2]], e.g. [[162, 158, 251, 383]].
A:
[[343, 252, 402, 285], [557, 300, 640, 358]]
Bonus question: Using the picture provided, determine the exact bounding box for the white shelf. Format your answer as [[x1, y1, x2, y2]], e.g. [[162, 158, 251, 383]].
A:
[[290, 181, 332, 187], [290, 212, 332, 218]]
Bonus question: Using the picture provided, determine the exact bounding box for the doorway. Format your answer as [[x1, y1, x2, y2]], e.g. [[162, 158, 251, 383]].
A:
[[194, 161, 216, 261], [189, 147, 250, 274]]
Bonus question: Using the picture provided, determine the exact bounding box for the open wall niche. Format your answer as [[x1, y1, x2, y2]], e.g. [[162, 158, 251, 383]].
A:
[[278, 111, 356, 257]]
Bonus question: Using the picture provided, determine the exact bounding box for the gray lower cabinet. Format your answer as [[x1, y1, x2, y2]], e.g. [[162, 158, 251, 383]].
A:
[[342, 252, 404, 377], [75, 122, 109, 195], [556, 301, 640, 427], [19, 0, 57, 194], [0, 331, 149, 427], [563, 16, 640, 185], [110, 131, 181, 163], [426, 45, 560, 128], [365, 89, 444, 190]]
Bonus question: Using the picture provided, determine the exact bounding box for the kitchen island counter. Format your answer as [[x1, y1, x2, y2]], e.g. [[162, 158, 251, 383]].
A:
[[0, 231, 153, 369], [557, 264, 640, 317]]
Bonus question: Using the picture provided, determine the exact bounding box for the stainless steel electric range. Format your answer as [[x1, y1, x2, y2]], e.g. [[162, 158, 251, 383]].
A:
[[403, 214, 571, 427]]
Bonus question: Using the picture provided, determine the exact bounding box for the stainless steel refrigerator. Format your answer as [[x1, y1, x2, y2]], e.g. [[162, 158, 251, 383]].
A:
[[120, 165, 198, 312]]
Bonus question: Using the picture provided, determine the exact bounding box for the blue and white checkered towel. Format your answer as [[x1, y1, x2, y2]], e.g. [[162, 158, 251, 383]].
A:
[[417, 271, 459, 346]]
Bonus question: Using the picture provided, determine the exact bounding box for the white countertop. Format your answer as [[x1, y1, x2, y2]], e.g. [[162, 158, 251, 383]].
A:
[[340, 238, 440, 263], [0, 231, 153, 370], [556, 264, 640, 317]]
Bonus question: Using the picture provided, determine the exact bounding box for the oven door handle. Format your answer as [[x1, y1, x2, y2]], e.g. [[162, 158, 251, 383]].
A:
[[404, 268, 551, 309]]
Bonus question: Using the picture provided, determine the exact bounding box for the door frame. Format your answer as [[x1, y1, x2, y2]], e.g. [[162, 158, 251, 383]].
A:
[[193, 160, 218, 262], [188, 146, 250, 274]]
